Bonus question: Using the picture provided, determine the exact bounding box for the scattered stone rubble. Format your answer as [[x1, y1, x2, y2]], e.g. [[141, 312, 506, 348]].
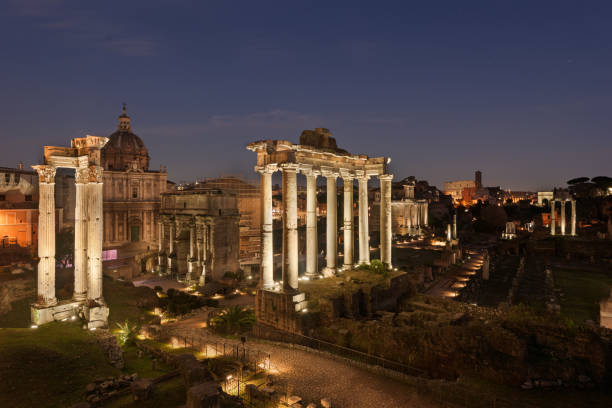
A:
[[83, 373, 139, 405], [96, 335, 124, 369]]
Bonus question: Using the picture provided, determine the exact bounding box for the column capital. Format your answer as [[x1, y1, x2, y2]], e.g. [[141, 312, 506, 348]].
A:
[[339, 169, 355, 180], [32, 165, 56, 184], [279, 164, 299, 173], [321, 167, 339, 178], [378, 174, 394, 181], [256, 164, 278, 174], [75, 168, 89, 184], [88, 165, 104, 183]]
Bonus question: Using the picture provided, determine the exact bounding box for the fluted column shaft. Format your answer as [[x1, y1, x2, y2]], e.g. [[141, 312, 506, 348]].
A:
[[281, 168, 298, 291], [305, 173, 318, 277], [187, 224, 195, 282], [358, 177, 370, 264], [34, 165, 57, 306], [158, 221, 164, 270], [199, 223, 208, 286], [73, 171, 88, 300], [423, 203, 428, 226], [259, 169, 274, 289], [452, 213, 457, 239], [343, 177, 354, 268], [571, 200, 577, 236], [379, 174, 393, 268], [550, 200, 556, 235], [168, 221, 175, 272], [560, 200, 566, 236], [87, 170, 104, 302], [325, 174, 338, 273]]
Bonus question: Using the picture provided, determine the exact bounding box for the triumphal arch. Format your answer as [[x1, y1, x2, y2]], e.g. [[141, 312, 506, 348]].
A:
[[247, 128, 393, 330], [31, 135, 110, 328]]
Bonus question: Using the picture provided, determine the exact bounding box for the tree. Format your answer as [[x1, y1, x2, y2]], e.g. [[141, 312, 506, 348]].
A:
[[56, 227, 74, 268], [210, 306, 256, 335], [567, 177, 590, 185]]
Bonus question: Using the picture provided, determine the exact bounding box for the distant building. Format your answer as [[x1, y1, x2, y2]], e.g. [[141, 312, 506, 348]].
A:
[[371, 178, 428, 235], [444, 179, 475, 202], [100, 106, 168, 250]]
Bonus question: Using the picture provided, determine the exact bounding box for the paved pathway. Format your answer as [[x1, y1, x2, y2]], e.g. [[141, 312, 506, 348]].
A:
[[424, 250, 484, 298]]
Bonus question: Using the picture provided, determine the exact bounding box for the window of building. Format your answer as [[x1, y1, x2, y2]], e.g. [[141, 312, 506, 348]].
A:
[[4, 174, 9, 183], [14, 174, 20, 184], [132, 187, 138, 199], [25, 195, 32, 202], [0, 195, 5, 201]]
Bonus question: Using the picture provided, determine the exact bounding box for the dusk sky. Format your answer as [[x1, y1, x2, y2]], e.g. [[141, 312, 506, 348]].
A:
[[1, 0, 611, 191]]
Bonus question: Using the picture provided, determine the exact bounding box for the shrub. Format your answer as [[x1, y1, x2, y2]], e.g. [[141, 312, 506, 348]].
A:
[[358, 259, 389, 277], [116, 319, 139, 347], [210, 306, 256, 335]]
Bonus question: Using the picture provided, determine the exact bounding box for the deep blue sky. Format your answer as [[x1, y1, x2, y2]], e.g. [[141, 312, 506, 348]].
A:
[[1, 1, 611, 191]]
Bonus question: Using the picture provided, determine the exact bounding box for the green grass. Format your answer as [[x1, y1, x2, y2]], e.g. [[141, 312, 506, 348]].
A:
[[553, 268, 612, 323], [104, 376, 186, 408], [103, 276, 158, 326], [0, 322, 120, 408]]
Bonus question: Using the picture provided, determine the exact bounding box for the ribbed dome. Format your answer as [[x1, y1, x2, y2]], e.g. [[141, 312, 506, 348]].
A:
[[101, 105, 150, 171]]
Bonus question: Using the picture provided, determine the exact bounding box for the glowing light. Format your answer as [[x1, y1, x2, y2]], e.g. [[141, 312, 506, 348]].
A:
[[301, 308, 308, 313], [71, 316, 76, 321], [89, 327, 97, 331], [226, 375, 233, 380], [30, 325, 38, 329]]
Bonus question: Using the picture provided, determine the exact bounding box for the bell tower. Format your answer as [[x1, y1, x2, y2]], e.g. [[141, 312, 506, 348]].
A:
[[118, 103, 131, 131]]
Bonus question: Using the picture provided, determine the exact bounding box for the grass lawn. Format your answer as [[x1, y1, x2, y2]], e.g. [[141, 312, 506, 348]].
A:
[[0, 322, 120, 408], [553, 268, 612, 323], [104, 376, 186, 408]]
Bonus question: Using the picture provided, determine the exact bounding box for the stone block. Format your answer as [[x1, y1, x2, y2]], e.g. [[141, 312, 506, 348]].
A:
[[321, 397, 332, 408], [186, 381, 220, 408], [131, 379, 153, 401], [84, 304, 109, 329], [31, 300, 82, 326]]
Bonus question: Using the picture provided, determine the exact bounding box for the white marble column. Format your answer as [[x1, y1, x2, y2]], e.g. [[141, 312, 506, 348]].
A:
[[358, 176, 370, 264], [33, 165, 58, 306], [187, 222, 196, 283], [560, 200, 566, 236], [158, 221, 164, 271], [208, 221, 215, 279], [571, 200, 577, 236], [73, 169, 89, 301], [259, 168, 274, 289], [550, 200, 556, 235], [343, 176, 354, 268], [324, 173, 338, 275], [281, 167, 298, 291], [305, 172, 318, 278], [87, 166, 104, 302], [199, 223, 208, 286], [379, 174, 393, 268], [452, 213, 457, 239], [167, 221, 175, 273], [423, 202, 428, 226], [447, 223, 452, 241]]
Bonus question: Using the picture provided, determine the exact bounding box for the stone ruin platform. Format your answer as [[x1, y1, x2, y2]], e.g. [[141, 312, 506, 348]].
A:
[[255, 289, 308, 333], [31, 300, 109, 329]]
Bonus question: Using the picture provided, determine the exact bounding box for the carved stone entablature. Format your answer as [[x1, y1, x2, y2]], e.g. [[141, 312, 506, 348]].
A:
[[32, 165, 57, 184], [88, 165, 104, 183]]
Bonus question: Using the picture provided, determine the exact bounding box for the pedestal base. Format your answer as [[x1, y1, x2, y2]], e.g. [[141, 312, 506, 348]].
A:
[[83, 304, 110, 329], [322, 267, 336, 278], [31, 300, 82, 326]]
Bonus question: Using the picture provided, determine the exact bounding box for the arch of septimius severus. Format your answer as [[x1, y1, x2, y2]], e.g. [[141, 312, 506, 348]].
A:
[[31, 135, 110, 329], [247, 128, 393, 294]]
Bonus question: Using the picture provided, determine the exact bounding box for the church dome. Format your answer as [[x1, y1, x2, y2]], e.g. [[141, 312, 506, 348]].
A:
[[101, 105, 150, 171]]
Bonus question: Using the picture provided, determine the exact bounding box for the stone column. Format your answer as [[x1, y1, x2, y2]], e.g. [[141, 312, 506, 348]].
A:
[[87, 166, 104, 302], [343, 176, 354, 268], [259, 168, 274, 289], [423, 202, 428, 226], [447, 224, 452, 241], [550, 200, 556, 235], [379, 174, 393, 268], [199, 222, 208, 286], [73, 169, 89, 301], [571, 200, 577, 236], [33, 165, 58, 306], [560, 200, 566, 236], [452, 213, 457, 239], [281, 167, 298, 291], [324, 173, 338, 275], [114, 212, 119, 242], [187, 222, 196, 283], [358, 176, 370, 264], [167, 220, 175, 273], [157, 220, 164, 271], [208, 221, 215, 279], [305, 172, 318, 278]]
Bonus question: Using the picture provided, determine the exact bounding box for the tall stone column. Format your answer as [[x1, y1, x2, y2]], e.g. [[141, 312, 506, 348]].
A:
[[379, 174, 393, 268], [157, 220, 164, 271], [73, 169, 89, 301], [199, 223, 208, 286], [305, 172, 318, 278], [452, 213, 457, 239], [87, 166, 104, 302], [114, 212, 119, 242], [343, 176, 354, 268], [423, 202, 428, 226], [550, 200, 556, 235], [447, 224, 452, 241], [259, 168, 274, 289], [560, 200, 566, 236], [281, 167, 298, 291], [33, 165, 58, 306], [571, 200, 577, 236], [187, 222, 196, 283], [358, 176, 370, 264], [208, 221, 215, 279], [324, 173, 338, 275], [167, 220, 175, 273]]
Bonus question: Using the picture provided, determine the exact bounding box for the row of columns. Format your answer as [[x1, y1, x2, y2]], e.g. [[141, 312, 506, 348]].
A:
[[258, 165, 393, 292], [550, 199, 577, 236], [33, 164, 105, 307], [158, 218, 215, 285]]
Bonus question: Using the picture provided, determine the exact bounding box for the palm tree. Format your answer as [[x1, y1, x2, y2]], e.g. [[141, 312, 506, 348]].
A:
[[210, 306, 256, 334]]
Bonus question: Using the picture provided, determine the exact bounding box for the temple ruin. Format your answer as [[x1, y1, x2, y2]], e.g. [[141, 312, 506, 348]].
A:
[[31, 135, 110, 328], [247, 128, 393, 330], [550, 198, 577, 236]]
